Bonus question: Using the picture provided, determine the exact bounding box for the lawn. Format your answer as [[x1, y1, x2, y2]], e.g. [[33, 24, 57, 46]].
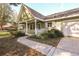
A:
[[0, 31, 12, 38]]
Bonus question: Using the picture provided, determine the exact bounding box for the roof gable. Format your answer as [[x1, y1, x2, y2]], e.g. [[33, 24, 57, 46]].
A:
[[23, 4, 45, 19]]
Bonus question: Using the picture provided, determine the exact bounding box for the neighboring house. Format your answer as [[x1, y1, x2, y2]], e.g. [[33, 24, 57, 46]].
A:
[[0, 23, 16, 30], [17, 4, 79, 37]]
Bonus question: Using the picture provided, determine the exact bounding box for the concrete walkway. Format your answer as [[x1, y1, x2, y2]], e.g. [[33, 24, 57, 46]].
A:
[[17, 36, 79, 56], [17, 36, 55, 55]]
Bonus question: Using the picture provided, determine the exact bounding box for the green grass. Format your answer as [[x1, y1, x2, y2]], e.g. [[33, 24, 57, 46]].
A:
[[0, 31, 10, 35], [0, 31, 12, 38]]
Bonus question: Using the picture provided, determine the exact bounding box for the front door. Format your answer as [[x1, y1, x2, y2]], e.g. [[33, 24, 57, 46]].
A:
[[27, 23, 35, 34]]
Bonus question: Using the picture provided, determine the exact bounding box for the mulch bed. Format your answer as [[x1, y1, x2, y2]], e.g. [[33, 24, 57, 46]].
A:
[[27, 37, 61, 47]]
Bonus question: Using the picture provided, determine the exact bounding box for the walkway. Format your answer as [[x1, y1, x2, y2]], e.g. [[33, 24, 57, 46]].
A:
[[17, 36, 79, 56], [17, 36, 55, 55]]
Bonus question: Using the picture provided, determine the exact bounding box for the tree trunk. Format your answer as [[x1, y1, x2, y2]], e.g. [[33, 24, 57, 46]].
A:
[[0, 24, 3, 30]]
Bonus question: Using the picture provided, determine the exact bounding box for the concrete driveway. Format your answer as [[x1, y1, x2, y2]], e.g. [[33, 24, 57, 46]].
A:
[[54, 37, 79, 56]]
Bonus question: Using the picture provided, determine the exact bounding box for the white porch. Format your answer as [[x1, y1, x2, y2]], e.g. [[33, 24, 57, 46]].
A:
[[18, 19, 46, 35]]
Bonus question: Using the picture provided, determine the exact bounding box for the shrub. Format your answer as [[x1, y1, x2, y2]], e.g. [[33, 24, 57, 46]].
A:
[[7, 28, 17, 35], [40, 29, 64, 39], [53, 29, 64, 37], [28, 35, 41, 39], [40, 32, 48, 39], [48, 29, 64, 38], [14, 31, 25, 37], [28, 29, 64, 40]]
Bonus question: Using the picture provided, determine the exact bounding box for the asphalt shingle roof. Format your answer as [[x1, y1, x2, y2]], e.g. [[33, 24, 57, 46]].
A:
[[44, 8, 79, 20], [21, 4, 79, 21], [23, 4, 45, 19]]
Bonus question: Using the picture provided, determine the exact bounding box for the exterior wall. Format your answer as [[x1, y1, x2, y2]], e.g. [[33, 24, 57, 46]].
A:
[[45, 21, 54, 30], [46, 17, 79, 37], [54, 21, 62, 31], [37, 28, 46, 35], [46, 21, 62, 31], [36, 21, 46, 35]]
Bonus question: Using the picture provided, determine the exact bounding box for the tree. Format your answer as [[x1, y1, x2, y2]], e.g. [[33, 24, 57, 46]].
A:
[[0, 3, 13, 30], [9, 3, 21, 6]]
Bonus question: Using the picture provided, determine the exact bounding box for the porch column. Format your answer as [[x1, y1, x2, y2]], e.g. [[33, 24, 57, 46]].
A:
[[17, 22, 19, 31], [52, 22, 55, 29], [45, 22, 48, 31], [35, 19, 38, 35], [25, 21, 28, 34]]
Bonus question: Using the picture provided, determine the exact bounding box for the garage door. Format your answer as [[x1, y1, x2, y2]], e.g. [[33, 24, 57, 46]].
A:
[[62, 22, 79, 37]]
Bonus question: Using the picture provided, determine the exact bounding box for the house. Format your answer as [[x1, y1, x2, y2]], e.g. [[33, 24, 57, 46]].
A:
[[1, 23, 17, 30], [17, 4, 79, 37]]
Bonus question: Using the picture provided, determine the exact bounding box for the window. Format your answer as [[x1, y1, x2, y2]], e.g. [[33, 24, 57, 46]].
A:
[[48, 22, 52, 27]]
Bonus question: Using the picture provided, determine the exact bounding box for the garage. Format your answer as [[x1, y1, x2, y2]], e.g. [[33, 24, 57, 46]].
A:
[[62, 21, 79, 37]]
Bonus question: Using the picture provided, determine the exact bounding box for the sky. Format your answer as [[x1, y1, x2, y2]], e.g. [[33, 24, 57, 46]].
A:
[[11, 3, 79, 16]]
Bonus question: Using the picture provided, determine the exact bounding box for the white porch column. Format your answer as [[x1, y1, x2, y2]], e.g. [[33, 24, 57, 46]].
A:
[[52, 22, 55, 29], [35, 19, 38, 35], [25, 21, 28, 34], [45, 22, 48, 31]]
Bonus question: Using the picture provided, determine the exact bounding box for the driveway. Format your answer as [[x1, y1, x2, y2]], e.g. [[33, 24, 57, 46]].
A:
[[53, 37, 79, 56]]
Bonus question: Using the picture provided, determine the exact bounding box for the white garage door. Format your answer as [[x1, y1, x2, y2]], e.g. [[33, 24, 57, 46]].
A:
[[62, 22, 79, 37]]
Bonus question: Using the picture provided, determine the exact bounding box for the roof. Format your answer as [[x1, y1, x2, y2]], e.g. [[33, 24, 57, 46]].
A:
[[44, 8, 79, 20], [19, 4, 79, 21], [23, 4, 45, 19]]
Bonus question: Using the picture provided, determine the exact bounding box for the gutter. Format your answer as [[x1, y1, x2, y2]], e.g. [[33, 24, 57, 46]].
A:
[[44, 14, 79, 21]]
